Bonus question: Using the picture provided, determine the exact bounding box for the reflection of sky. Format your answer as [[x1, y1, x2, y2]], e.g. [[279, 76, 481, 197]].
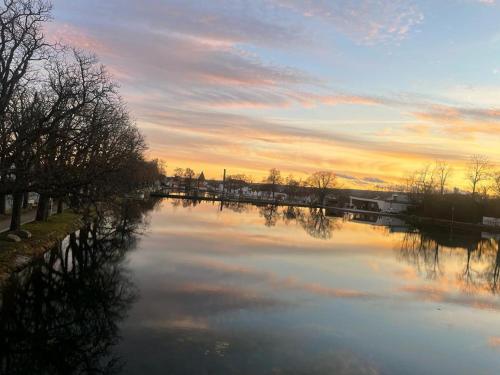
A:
[[117, 200, 500, 374], [48, 0, 500, 188]]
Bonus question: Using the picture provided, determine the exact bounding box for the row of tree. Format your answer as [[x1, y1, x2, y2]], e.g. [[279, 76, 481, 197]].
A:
[[262, 168, 337, 204], [0, 0, 162, 232], [402, 155, 500, 222], [404, 155, 500, 200]]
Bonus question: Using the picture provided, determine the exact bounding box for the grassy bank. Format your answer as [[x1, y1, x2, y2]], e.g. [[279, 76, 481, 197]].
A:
[[0, 211, 83, 284]]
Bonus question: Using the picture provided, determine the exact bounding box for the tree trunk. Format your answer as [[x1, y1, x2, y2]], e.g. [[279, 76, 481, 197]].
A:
[[57, 198, 64, 214], [10, 192, 23, 231], [0, 193, 6, 215], [22, 191, 29, 209], [36, 194, 50, 221]]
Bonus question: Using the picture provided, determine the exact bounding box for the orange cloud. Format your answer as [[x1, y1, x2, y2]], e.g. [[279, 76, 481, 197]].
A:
[[488, 336, 500, 348]]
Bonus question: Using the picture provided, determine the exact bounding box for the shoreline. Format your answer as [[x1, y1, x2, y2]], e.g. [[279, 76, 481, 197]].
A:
[[0, 212, 83, 285]]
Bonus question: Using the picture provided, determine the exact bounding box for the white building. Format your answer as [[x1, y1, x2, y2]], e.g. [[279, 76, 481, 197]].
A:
[[483, 217, 500, 227], [349, 194, 413, 214]]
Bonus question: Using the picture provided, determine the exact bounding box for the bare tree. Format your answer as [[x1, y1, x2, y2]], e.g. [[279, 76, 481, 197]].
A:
[[467, 154, 490, 196], [492, 171, 500, 198], [183, 168, 195, 193], [405, 164, 437, 202], [0, 0, 52, 214], [285, 174, 301, 201], [307, 171, 337, 205], [264, 168, 282, 199], [434, 161, 452, 195], [173, 167, 184, 177]]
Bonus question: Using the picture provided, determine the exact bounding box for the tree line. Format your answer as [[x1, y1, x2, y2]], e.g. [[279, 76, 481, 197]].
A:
[[403, 155, 500, 199], [403, 155, 500, 222], [262, 168, 337, 205], [0, 0, 162, 232]]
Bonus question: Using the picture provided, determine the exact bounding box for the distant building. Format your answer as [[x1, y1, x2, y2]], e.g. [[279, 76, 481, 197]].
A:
[[349, 194, 412, 213], [483, 217, 500, 227], [197, 172, 207, 191]]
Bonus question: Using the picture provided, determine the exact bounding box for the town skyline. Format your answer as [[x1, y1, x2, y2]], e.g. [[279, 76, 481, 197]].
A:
[[47, 0, 500, 188]]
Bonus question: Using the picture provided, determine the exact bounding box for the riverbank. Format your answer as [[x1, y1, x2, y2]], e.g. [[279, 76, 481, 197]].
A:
[[0, 211, 83, 285]]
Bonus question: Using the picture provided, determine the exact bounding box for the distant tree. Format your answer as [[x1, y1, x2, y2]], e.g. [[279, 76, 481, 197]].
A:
[[405, 164, 437, 202], [264, 168, 282, 198], [434, 161, 453, 195], [184, 168, 195, 179], [173, 168, 184, 177], [285, 174, 301, 201], [492, 172, 500, 198], [156, 159, 167, 177], [467, 154, 491, 196], [307, 171, 337, 205], [183, 168, 195, 192]]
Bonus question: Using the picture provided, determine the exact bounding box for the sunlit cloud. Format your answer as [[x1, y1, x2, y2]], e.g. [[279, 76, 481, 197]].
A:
[[49, 0, 500, 186]]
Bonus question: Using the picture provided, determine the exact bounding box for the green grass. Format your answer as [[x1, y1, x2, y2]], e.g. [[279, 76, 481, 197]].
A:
[[0, 211, 83, 284]]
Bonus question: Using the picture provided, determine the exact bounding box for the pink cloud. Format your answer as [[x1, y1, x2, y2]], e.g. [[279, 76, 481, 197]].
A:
[[44, 22, 110, 55]]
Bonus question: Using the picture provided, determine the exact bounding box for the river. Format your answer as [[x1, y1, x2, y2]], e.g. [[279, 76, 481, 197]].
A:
[[1, 198, 500, 374]]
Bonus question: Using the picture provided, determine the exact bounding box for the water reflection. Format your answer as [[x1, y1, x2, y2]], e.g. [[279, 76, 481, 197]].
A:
[[170, 199, 500, 298], [399, 229, 500, 295], [125, 199, 500, 374], [3, 198, 500, 374], [0, 199, 158, 375], [172, 199, 343, 240]]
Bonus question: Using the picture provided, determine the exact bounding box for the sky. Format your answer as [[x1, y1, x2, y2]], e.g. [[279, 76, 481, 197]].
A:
[[47, 0, 500, 189]]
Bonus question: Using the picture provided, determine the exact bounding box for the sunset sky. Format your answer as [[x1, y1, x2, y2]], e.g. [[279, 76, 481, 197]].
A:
[[49, 0, 500, 188]]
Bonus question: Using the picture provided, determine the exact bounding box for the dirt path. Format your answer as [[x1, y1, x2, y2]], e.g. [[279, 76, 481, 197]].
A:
[[0, 210, 37, 233]]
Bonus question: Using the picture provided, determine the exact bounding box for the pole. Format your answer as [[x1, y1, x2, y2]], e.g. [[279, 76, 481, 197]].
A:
[[450, 205, 455, 239], [222, 169, 226, 197], [220, 169, 226, 211]]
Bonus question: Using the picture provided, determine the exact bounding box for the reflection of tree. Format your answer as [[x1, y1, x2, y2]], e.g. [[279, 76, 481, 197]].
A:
[[0, 200, 154, 374], [222, 201, 249, 213], [490, 241, 500, 293], [478, 239, 500, 294], [170, 198, 200, 208], [258, 205, 341, 239], [459, 246, 481, 291], [282, 206, 301, 224], [298, 208, 340, 240], [398, 228, 500, 296], [259, 204, 280, 227], [399, 232, 444, 280]]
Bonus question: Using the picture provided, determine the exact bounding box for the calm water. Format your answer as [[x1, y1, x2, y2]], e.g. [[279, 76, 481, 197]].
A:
[[2, 198, 500, 374]]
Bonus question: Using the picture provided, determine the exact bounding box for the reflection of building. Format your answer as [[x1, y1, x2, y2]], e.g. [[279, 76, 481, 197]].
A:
[[346, 212, 409, 232], [349, 194, 412, 213]]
